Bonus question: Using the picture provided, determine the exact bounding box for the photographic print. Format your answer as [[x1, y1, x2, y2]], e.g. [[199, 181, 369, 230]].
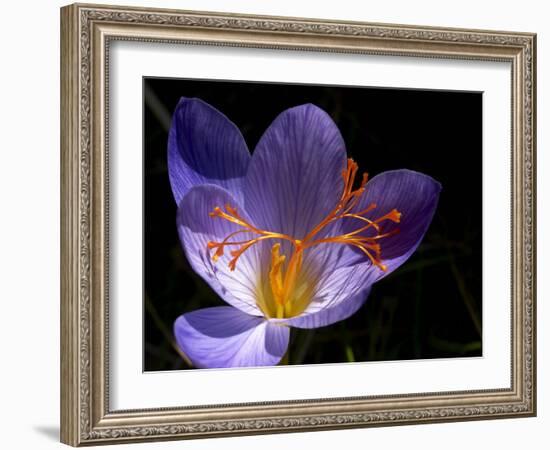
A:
[[143, 79, 482, 371]]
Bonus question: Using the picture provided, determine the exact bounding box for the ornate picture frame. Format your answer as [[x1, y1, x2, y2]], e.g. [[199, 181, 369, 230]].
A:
[[60, 3, 536, 446]]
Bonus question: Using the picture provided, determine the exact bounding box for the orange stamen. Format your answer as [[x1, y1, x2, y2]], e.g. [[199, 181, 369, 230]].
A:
[[206, 158, 402, 317]]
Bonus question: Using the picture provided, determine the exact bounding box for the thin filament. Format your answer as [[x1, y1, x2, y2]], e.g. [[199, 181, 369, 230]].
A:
[[207, 159, 401, 273]]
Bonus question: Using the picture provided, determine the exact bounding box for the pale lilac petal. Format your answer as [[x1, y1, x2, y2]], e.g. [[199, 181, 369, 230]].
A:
[[297, 259, 377, 318], [342, 169, 441, 278], [285, 288, 371, 329], [177, 184, 269, 316], [244, 104, 347, 240], [174, 307, 289, 368], [168, 98, 250, 205]]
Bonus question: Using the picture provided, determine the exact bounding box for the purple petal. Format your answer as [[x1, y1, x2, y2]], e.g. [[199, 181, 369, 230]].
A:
[[177, 184, 269, 316], [174, 307, 289, 368], [286, 288, 371, 329], [244, 104, 347, 240], [298, 259, 376, 320], [344, 169, 441, 278], [168, 98, 250, 205]]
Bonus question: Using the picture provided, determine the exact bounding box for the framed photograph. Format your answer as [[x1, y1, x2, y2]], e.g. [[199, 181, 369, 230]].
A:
[[60, 3, 536, 446]]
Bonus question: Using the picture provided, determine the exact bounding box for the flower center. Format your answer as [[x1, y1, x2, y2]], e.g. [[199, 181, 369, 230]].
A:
[[207, 158, 401, 318]]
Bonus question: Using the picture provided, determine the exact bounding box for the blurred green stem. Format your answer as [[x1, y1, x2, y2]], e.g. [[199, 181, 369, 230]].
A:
[[448, 253, 482, 338], [143, 82, 171, 132], [345, 345, 356, 363], [145, 295, 193, 368], [279, 328, 291, 365], [413, 269, 423, 357], [293, 329, 315, 365], [430, 335, 481, 354]]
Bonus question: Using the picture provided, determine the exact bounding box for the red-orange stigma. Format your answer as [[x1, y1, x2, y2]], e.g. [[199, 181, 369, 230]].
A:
[[207, 159, 401, 272]]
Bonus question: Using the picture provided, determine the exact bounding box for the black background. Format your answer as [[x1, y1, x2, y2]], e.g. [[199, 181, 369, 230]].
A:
[[143, 78, 482, 371]]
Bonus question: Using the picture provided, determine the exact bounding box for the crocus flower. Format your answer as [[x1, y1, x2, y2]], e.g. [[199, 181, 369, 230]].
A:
[[169, 98, 441, 369]]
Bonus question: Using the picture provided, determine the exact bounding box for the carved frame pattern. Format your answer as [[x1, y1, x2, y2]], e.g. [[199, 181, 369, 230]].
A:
[[60, 3, 536, 446]]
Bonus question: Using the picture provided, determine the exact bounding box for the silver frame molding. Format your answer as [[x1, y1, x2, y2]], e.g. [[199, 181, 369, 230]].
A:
[[60, 3, 536, 446]]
